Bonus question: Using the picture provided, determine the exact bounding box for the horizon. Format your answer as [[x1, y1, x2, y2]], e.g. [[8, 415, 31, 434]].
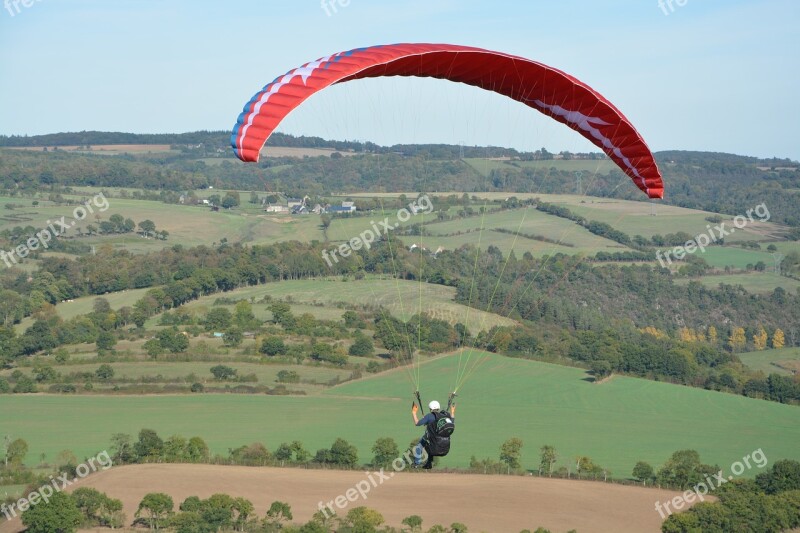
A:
[[1, 130, 797, 163], [1, 1, 798, 160]]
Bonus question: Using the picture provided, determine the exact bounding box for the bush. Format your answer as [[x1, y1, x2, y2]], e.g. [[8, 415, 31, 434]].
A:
[[190, 382, 204, 393], [261, 336, 287, 356]]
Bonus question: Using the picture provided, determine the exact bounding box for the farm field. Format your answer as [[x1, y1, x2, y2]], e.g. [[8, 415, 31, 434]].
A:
[[13, 287, 153, 333], [463, 157, 617, 177], [0, 361, 351, 394], [0, 196, 324, 253], [422, 207, 626, 252], [5, 144, 175, 155], [2, 353, 798, 478], [739, 347, 800, 376], [0, 464, 691, 533], [169, 278, 516, 334], [697, 246, 778, 269], [674, 272, 800, 294]]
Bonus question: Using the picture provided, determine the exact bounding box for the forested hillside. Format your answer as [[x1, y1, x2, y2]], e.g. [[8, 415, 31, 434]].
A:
[[1, 132, 798, 225]]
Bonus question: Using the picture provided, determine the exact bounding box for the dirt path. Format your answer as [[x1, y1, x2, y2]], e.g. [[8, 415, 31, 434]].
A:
[[1, 464, 693, 532]]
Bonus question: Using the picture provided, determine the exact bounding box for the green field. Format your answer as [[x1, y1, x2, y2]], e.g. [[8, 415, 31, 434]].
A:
[[463, 158, 617, 178], [674, 272, 800, 294], [1, 361, 352, 394], [421, 207, 626, 253], [2, 353, 798, 477], [698, 246, 778, 269], [0, 195, 324, 254], [169, 278, 516, 334], [13, 287, 154, 333], [739, 347, 800, 376]]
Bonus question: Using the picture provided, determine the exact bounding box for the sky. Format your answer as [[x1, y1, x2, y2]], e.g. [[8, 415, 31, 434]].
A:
[[1, 0, 798, 160]]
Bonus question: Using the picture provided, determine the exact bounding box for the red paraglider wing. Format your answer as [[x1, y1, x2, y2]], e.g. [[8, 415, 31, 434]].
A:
[[232, 43, 663, 198]]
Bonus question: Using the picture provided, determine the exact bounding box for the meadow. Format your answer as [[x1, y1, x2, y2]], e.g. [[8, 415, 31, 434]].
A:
[[739, 347, 800, 375], [169, 278, 516, 334], [674, 272, 800, 294], [2, 353, 798, 477]]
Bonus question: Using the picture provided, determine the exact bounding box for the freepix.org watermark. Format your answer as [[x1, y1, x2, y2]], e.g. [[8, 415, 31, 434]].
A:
[[1, 450, 113, 520], [0, 192, 110, 269], [4, 0, 43, 17], [321, 0, 350, 17], [658, 0, 688, 16], [656, 203, 770, 269], [322, 195, 434, 268], [654, 448, 768, 519], [317, 450, 415, 518]]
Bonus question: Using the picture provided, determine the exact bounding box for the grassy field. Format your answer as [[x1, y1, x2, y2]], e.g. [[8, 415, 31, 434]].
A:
[[422, 207, 627, 252], [739, 347, 800, 376], [2, 353, 798, 477], [463, 158, 617, 178], [0, 196, 324, 254], [14, 288, 154, 333], [697, 246, 780, 269], [1, 361, 352, 394], [166, 278, 515, 334], [674, 272, 800, 294]]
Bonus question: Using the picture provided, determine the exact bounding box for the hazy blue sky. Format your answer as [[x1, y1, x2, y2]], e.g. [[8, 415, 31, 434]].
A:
[[1, 0, 798, 159]]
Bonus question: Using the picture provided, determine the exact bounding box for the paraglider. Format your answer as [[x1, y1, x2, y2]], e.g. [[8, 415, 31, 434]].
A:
[[232, 43, 664, 198], [231, 45, 666, 466]]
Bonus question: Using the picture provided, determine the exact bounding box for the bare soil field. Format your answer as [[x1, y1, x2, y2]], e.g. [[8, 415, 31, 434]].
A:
[[1, 464, 696, 533]]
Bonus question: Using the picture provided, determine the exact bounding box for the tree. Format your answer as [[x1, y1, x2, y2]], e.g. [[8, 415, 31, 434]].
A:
[[138, 220, 156, 238], [540, 445, 557, 476], [21, 491, 82, 533], [349, 335, 374, 356], [590, 360, 612, 380], [13, 375, 37, 393], [402, 515, 423, 532], [372, 437, 399, 468], [95, 331, 116, 353], [144, 338, 164, 358], [6, 437, 28, 465], [156, 328, 189, 354], [110, 433, 135, 464], [728, 327, 746, 352], [223, 326, 243, 347], [204, 308, 233, 331], [95, 364, 115, 381], [632, 461, 655, 485], [756, 459, 800, 494], [500, 438, 523, 470], [772, 329, 786, 349], [346, 507, 384, 531], [268, 302, 294, 326], [210, 365, 237, 381], [186, 437, 209, 463], [708, 326, 718, 344], [135, 493, 174, 530], [261, 336, 287, 356], [72, 487, 124, 528], [266, 501, 293, 524], [753, 326, 768, 351], [134, 429, 164, 462], [234, 300, 256, 328]]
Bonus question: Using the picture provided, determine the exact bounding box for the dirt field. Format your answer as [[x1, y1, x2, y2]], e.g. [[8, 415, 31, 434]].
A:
[[0, 464, 696, 532]]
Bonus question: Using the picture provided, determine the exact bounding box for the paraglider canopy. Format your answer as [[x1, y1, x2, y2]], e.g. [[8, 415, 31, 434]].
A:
[[232, 43, 664, 199]]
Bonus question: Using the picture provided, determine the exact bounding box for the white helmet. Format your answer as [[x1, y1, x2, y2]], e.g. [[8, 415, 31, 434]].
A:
[[429, 400, 441, 411]]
